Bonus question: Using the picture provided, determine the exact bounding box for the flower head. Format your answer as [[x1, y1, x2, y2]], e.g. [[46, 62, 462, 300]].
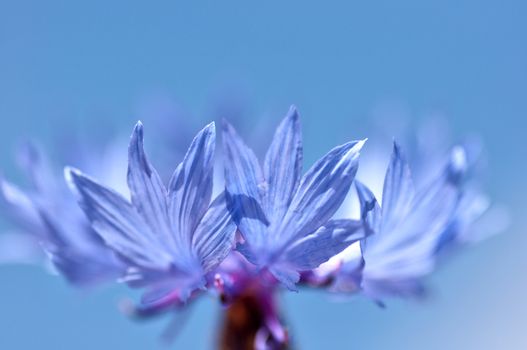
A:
[[67, 121, 236, 312], [339, 142, 468, 299], [222, 106, 367, 289], [0, 143, 125, 286]]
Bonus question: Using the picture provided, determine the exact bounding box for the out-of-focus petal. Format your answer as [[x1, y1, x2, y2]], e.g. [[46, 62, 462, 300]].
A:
[[355, 181, 382, 235], [269, 265, 300, 291], [67, 167, 173, 271], [380, 142, 415, 233], [0, 232, 43, 264], [363, 151, 462, 282], [361, 278, 427, 300], [0, 178, 44, 234]]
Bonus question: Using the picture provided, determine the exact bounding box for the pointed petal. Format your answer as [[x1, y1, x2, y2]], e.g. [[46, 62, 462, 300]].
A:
[[66, 167, 173, 271], [355, 181, 382, 235], [222, 120, 268, 250], [127, 122, 173, 246], [445, 145, 468, 185], [168, 122, 216, 248], [48, 246, 123, 287], [263, 106, 303, 221], [276, 139, 366, 247], [284, 219, 365, 270], [380, 141, 415, 232], [362, 154, 462, 282], [192, 192, 236, 272]]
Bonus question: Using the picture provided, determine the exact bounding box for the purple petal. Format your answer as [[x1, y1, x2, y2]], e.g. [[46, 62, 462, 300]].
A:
[[127, 122, 174, 247], [168, 122, 215, 248], [380, 141, 415, 233], [362, 156, 461, 281], [222, 120, 268, 251], [269, 265, 300, 291], [355, 181, 382, 235], [0, 233, 43, 265], [263, 106, 303, 222], [67, 167, 173, 271], [284, 219, 365, 270], [276, 139, 366, 247], [0, 178, 44, 234], [192, 192, 236, 272]]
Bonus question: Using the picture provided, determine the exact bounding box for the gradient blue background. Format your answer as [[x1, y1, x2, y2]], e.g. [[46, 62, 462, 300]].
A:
[[0, 1, 525, 349]]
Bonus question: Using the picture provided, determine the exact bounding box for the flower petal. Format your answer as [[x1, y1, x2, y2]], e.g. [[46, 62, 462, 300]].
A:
[[362, 152, 462, 281], [127, 122, 174, 248], [192, 192, 236, 272], [168, 122, 215, 249], [284, 219, 365, 270], [380, 141, 415, 233], [0, 232, 42, 265], [276, 139, 366, 248], [0, 178, 44, 234], [355, 181, 382, 235], [269, 265, 300, 291], [67, 167, 173, 271], [222, 120, 268, 251], [361, 279, 427, 300], [263, 106, 303, 222]]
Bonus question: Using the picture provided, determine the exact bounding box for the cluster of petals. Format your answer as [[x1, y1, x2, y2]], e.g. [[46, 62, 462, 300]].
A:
[[0, 105, 499, 318]]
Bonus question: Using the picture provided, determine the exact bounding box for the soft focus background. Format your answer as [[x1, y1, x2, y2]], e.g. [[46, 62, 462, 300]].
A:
[[0, 1, 525, 349]]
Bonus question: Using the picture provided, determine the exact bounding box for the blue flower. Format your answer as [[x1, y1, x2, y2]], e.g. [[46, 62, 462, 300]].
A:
[[0, 143, 125, 286], [67, 121, 236, 312], [348, 142, 467, 300], [222, 106, 367, 289]]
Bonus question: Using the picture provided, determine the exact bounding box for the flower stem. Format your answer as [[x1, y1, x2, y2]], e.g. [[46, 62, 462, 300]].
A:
[[218, 288, 290, 350]]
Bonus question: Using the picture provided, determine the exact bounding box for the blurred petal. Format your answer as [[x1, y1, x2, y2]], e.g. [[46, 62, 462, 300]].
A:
[[380, 142, 415, 233], [355, 181, 382, 235], [263, 106, 303, 221], [16, 142, 57, 194], [269, 265, 300, 291], [362, 279, 427, 300], [48, 246, 122, 287], [0, 232, 43, 264], [67, 167, 173, 271], [363, 156, 461, 281], [0, 178, 44, 234]]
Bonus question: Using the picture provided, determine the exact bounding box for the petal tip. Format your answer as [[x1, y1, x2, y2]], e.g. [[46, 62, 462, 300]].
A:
[[288, 105, 299, 118], [64, 166, 81, 181], [134, 120, 144, 132]]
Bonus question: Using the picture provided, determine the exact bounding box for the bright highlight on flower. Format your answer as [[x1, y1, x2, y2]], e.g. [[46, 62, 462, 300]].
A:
[[0, 105, 505, 349]]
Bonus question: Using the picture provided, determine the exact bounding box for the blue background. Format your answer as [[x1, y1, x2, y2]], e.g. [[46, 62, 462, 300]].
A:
[[0, 1, 525, 349]]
